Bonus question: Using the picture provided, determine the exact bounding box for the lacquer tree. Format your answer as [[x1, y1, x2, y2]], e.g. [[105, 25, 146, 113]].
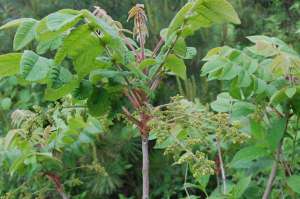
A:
[[202, 36, 300, 198], [0, 1, 240, 198]]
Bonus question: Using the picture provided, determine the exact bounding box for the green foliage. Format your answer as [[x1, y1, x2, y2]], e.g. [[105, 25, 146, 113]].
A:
[[20, 50, 53, 82], [0, 53, 22, 78], [13, 19, 37, 51], [149, 96, 249, 180], [3, 0, 300, 198], [287, 175, 300, 194], [202, 35, 300, 198], [164, 54, 187, 79]]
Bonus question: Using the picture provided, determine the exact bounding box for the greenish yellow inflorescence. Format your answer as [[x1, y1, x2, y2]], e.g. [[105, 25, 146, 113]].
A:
[[148, 96, 250, 178]]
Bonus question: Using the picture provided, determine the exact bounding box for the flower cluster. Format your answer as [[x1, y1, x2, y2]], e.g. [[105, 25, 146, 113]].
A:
[[148, 96, 249, 178]]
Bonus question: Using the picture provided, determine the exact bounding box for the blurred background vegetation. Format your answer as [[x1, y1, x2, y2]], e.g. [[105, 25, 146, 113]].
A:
[[0, 0, 299, 198]]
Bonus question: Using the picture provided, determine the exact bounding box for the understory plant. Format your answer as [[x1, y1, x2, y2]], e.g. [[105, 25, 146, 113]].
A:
[[200, 35, 300, 198], [0, 0, 241, 198]]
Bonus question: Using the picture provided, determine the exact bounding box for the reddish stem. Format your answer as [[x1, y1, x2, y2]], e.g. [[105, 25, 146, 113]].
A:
[[152, 37, 164, 58]]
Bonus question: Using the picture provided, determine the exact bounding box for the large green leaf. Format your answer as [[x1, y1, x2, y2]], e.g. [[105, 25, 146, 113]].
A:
[[287, 175, 300, 194], [167, 2, 193, 36], [36, 10, 81, 42], [0, 97, 12, 110], [167, 0, 240, 37], [35, 152, 62, 168], [72, 80, 93, 100], [231, 176, 252, 198], [164, 54, 187, 79], [87, 88, 111, 116], [210, 92, 234, 112], [46, 12, 82, 31], [266, 118, 286, 151], [81, 9, 119, 38], [0, 53, 22, 78], [44, 79, 79, 101], [232, 101, 256, 118], [55, 24, 105, 78], [230, 146, 269, 168], [250, 119, 266, 142], [0, 18, 34, 30], [13, 19, 38, 51], [36, 36, 63, 55], [196, 0, 241, 25], [20, 50, 53, 81]]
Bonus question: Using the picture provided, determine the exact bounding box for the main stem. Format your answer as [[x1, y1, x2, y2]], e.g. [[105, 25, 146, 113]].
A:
[[142, 135, 149, 199], [262, 142, 281, 199]]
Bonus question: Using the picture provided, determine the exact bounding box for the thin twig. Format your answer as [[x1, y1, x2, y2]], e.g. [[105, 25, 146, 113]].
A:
[[269, 105, 284, 118], [216, 139, 227, 194], [291, 116, 299, 167], [262, 144, 281, 199], [151, 37, 164, 58], [122, 106, 141, 126], [262, 116, 289, 199], [184, 163, 191, 198]]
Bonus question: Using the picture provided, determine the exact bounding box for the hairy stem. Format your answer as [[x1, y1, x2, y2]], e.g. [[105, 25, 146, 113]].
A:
[[142, 135, 150, 199]]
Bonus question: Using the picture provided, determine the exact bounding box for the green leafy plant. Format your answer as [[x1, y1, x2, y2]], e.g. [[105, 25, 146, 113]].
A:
[[201, 35, 300, 198], [0, 0, 240, 198]]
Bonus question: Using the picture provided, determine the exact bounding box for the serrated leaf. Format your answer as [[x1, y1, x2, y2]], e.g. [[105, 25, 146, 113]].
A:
[[0, 53, 22, 78], [13, 19, 38, 50], [164, 54, 186, 79], [20, 50, 52, 81]]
